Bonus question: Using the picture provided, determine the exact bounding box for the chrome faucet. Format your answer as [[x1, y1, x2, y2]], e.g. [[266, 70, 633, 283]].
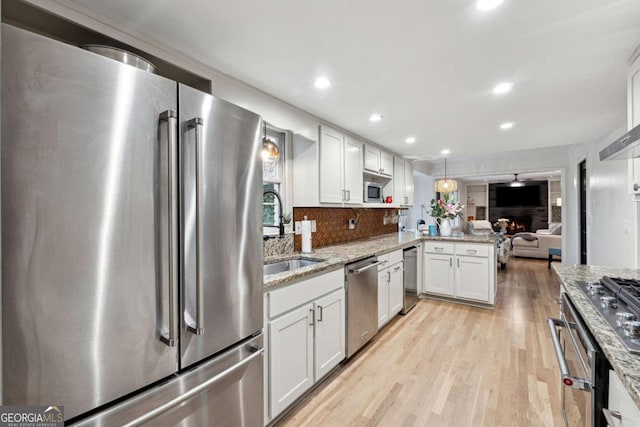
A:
[[263, 189, 285, 238]]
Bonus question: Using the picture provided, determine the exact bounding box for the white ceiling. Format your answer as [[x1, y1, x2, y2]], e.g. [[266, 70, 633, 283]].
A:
[[69, 0, 640, 158]]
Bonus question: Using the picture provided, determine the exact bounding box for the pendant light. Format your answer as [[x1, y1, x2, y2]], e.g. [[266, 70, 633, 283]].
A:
[[434, 155, 457, 193], [262, 121, 280, 160]]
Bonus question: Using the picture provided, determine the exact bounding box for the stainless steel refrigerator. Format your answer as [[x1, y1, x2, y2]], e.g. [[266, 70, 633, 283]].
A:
[[2, 23, 264, 426]]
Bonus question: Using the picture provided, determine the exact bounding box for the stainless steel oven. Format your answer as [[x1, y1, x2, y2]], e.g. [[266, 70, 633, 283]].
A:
[[548, 293, 609, 427]]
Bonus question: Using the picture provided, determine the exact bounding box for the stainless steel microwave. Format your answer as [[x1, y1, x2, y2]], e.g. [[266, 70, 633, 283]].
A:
[[364, 181, 383, 203]]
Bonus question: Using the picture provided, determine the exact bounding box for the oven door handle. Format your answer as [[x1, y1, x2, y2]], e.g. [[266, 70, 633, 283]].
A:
[[547, 318, 593, 391]]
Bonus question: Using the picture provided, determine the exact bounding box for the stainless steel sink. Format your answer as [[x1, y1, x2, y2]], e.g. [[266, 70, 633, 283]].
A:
[[263, 258, 324, 276]]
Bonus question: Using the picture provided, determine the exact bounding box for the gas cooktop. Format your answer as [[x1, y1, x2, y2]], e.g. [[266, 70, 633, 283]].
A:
[[576, 276, 640, 354]]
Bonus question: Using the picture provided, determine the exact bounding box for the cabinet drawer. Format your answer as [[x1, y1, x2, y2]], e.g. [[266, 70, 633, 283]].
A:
[[455, 244, 489, 258], [267, 269, 343, 319], [386, 250, 403, 266], [424, 242, 454, 255], [377, 253, 389, 271]]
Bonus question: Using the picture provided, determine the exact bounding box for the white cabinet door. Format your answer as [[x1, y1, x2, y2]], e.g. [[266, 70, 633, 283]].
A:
[[268, 303, 314, 418], [314, 289, 346, 381], [423, 253, 454, 296], [319, 125, 344, 203], [364, 145, 381, 173], [608, 369, 640, 426], [628, 54, 640, 194], [404, 161, 414, 206], [388, 262, 404, 316], [380, 151, 394, 177], [377, 269, 390, 328], [393, 157, 406, 205], [343, 136, 363, 204], [455, 255, 489, 302]]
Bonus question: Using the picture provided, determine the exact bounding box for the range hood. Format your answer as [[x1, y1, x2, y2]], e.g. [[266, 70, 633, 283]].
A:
[[599, 123, 640, 160]]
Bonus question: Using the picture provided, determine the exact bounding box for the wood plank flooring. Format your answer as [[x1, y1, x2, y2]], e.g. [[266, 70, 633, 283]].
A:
[[277, 257, 564, 427]]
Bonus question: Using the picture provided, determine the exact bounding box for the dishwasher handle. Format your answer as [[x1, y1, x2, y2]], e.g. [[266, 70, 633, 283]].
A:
[[350, 260, 382, 274]]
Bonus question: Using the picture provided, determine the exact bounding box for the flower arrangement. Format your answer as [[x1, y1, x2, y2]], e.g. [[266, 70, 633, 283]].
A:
[[429, 193, 464, 219]]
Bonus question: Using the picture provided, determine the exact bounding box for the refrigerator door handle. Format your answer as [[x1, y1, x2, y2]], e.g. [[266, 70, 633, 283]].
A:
[[122, 346, 264, 427], [186, 117, 205, 336], [160, 110, 178, 347]]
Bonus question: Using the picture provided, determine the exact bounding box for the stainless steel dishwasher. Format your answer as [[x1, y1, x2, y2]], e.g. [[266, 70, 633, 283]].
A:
[[345, 256, 380, 358]]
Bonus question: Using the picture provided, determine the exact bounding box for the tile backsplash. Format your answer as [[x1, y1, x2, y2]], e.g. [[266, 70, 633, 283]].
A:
[[293, 207, 398, 251]]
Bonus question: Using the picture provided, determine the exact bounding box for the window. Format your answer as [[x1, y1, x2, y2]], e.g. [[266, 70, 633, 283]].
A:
[[263, 126, 286, 229]]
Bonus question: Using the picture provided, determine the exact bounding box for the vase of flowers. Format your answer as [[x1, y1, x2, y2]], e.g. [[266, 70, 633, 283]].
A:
[[429, 193, 463, 237]]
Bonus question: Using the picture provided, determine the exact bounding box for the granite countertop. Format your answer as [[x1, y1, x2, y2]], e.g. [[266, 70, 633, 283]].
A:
[[263, 232, 497, 290], [552, 263, 640, 407]]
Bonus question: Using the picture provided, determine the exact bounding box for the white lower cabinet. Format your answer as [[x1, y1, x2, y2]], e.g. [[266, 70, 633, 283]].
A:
[[607, 369, 640, 426], [314, 290, 346, 380], [265, 269, 345, 422], [377, 250, 404, 329], [423, 241, 495, 305], [268, 303, 314, 417], [455, 255, 489, 302]]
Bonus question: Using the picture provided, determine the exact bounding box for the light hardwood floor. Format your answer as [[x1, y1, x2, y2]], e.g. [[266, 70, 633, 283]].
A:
[[277, 257, 564, 427]]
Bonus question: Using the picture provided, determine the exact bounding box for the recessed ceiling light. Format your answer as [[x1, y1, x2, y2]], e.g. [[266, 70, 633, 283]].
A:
[[441, 149, 450, 155], [369, 114, 383, 122], [500, 122, 515, 130], [405, 137, 416, 144], [314, 77, 331, 89], [477, 0, 504, 11], [493, 82, 513, 95]]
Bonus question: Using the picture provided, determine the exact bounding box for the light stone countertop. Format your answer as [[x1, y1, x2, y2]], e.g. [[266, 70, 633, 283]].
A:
[[552, 263, 640, 408], [263, 231, 497, 290]]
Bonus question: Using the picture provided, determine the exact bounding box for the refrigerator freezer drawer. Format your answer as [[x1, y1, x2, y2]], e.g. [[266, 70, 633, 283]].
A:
[[72, 334, 264, 426]]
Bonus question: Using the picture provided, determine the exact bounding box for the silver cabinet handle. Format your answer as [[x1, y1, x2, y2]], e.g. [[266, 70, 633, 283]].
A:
[[186, 117, 205, 336], [160, 110, 178, 347], [387, 271, 391, 282], [602, 408, 622, 426], [467, 249, 477, 254], [393, 265, 402, 272], [351, 260, 382, 274], [347, 190, 351, 201], [317, 305, 323, 322], [309, 308, 315, 326], [123, 347, 264, 427], [457, 258, 460, 268], [547, 318, 592, 390], [449, 258, 452, 267], [634, 183, 639, 192], [434, 247, 444, 252]]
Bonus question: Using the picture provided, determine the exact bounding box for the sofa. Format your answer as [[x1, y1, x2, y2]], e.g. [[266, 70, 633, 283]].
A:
[[511, 223, 561, 260], [467, 220, 510, 269]]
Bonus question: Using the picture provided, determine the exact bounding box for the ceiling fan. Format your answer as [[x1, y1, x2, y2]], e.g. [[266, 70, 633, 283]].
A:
[[510, 173, 525, 187]]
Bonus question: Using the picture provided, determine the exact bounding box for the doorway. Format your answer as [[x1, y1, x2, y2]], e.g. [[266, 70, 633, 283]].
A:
[[579, 160, 587, 264]]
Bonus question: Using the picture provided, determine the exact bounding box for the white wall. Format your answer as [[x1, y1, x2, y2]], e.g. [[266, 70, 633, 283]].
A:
[[407, 171, 435, 228], [567, 122, 637, 268]]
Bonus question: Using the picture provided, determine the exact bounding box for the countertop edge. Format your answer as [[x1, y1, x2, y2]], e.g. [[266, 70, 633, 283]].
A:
[[263, 232, 496, 291]]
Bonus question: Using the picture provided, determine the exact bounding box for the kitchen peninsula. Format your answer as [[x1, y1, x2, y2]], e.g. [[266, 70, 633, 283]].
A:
[[263, 231, 499, 424]]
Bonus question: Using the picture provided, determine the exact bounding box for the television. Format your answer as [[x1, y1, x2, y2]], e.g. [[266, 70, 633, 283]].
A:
[[495, 185, 541, 207]]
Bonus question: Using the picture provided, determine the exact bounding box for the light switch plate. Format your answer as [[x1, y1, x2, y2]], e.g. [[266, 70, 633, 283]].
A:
[[311, 220, 316, 232], [294, 221, 302, 234]]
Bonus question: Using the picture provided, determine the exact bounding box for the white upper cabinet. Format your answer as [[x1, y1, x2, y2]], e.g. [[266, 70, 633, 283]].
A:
[[293, 126, 364, 206], [627, 51, 640, 194], [393, 157, 414, 206], [364, 144, 393, 177], [319, 126, 345, 203], [343, 136, 364, 204]]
